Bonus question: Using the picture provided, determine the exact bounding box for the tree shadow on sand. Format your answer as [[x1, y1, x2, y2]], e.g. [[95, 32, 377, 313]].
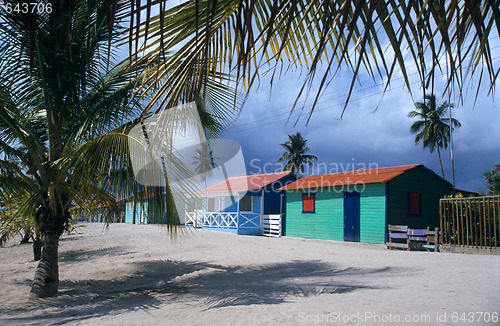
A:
[[59, 246, 138, 263], [5, 259, 408, 325]]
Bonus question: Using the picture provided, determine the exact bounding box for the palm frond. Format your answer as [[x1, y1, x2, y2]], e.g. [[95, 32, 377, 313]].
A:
[[128, 0, 499, 121]]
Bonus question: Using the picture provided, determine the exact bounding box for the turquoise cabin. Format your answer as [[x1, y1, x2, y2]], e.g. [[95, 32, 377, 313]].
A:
[[124, 194, 173, 224], [125, 200, 149, 224], [185, 171, 297, 235], [77, 199, 125, 223], [280, 164, 456, 244]]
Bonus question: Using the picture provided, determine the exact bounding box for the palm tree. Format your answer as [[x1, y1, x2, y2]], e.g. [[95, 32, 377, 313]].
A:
[[0, 189, 44, 260], [0, 192, 36, 246], [127, 1, 499, 120], [0, 0, 231, 299], [408, 95, 461, 179], [276, 132, 317, 175], [0, 0, 147, 298], [192, 143, 219, 185]]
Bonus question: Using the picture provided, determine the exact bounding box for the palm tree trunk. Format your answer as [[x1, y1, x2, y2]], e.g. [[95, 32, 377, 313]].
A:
[[437, 146, 445, 179], [20, 230, 31, 244], [29, 232, 60, 299], [33, 235, 42, 261]]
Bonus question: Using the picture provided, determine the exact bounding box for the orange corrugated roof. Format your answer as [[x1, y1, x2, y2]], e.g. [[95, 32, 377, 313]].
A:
[[200, 171, 292, 194], [279, 165, 421, 190]]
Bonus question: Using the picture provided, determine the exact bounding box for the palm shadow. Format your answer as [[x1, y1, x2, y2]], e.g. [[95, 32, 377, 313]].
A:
[[5, 259, 406, 325], [59, 246, 138, 263]]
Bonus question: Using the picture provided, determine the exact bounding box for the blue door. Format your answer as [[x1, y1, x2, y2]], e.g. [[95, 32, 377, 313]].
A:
[[344, 192, 360, 242]]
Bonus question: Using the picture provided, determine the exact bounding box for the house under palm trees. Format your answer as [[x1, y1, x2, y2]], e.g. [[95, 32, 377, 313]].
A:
[[185, 171, 297, 235], [76, 199, 126, 223], [281, 165, 466, 243], [280, 164, 461, 244]]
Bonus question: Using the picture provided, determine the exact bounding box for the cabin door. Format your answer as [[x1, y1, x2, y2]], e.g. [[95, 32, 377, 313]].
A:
[[343, 192, 360, 242]]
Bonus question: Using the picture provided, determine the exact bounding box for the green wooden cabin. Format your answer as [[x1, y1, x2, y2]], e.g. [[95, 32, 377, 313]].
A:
[[124, 194, 176, 224], [76, 199, 125, 223], [280, 164, 455, 244]]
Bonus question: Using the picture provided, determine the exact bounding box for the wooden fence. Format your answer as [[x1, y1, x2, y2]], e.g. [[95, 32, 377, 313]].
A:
[[440, 195, 499, 248]]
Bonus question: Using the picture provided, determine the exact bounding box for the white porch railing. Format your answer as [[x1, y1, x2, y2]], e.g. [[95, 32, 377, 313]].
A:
[[185, 211, 261, 230], [186, 212, 196, 225], [203, 212, 238, 228], [263, 214, 282, 237], [239, 213, 260, 229], [219, 212, 238, 228], [185, 210, 204, 227]]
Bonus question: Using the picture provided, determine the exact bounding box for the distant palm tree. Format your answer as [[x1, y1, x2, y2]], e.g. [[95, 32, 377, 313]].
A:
[[0, 191, 37, 247], [276, 132, 317, 175], [409, 95, 461, 179], [193, 143, 219, 185]]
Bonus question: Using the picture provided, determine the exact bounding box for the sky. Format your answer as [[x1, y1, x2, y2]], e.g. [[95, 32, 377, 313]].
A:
[[221, 59, 500, 193], [117, 1, 500, 193]]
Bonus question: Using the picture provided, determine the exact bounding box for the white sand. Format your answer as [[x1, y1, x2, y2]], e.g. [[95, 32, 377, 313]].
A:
[[0, 223, 499, 325]]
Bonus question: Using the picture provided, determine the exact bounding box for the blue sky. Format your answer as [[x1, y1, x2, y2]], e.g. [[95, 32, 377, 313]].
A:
[[222, 60, 500, 193], [120, 2, 499, 193]]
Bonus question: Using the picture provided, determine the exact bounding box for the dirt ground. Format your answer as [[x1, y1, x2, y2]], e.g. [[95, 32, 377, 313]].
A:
[[1, 223, 499, 325]]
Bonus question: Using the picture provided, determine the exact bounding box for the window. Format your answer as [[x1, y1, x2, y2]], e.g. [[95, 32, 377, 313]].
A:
[[240, 195, 252, 212], [302, 193, 315, 213], [207, 198, 216, 212], [187, 199, 196, 212], [408, 192, 421, 216]]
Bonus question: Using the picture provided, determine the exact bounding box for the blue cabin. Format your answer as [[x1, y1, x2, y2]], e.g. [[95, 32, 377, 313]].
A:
[[185, 171, 297, 235]]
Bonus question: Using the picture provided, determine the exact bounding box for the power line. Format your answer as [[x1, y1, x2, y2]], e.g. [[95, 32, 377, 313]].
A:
[[232, 44, 500, 128], [226, 53, 500, 135], [227, 81, 420, 135]]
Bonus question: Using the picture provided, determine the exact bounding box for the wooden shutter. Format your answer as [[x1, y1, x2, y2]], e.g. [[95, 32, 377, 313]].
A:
[[302, 194, 315, 213], [408, 192, 421, 215]]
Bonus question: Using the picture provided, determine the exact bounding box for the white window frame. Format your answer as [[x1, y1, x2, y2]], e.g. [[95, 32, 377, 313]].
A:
[[239, 195, 253, 213], [207, 197, 216, 212]]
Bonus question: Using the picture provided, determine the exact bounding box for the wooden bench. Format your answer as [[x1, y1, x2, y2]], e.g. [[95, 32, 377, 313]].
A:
[[387, 225, 409, 250], [387, 225, 439, 252], [424, 228, 439, 252]]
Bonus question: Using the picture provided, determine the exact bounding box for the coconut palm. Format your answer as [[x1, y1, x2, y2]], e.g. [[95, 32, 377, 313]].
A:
[[408, 95, 461, 179], [0, 0, 147, 298], [0, 0, 231, 299], [0, 192, 36, 246], [127, 1, 499, 119], [192, 143, 219, 185], [276, 132, 317, 175], [0, 189, 43, 260]]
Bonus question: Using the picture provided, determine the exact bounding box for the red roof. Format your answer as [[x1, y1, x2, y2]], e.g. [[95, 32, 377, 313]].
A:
[[279, 165, 421, 190], [200, 171, 292, 194]]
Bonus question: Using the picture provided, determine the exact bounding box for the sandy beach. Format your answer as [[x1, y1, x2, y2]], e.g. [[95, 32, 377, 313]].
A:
[[1, 223, 499, 325]]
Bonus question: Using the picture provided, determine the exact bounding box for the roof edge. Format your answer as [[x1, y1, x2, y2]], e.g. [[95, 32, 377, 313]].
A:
[[278, 164, 422, 191]]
